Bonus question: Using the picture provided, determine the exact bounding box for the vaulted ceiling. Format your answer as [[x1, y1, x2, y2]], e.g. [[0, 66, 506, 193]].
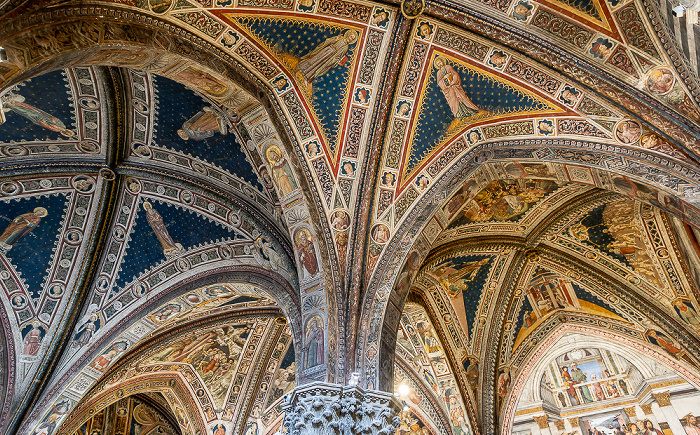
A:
[[0, 0, 699, 433]]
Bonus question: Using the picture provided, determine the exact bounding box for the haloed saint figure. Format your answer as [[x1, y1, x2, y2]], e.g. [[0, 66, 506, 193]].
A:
[[433, 56, 480, 120], [142, 201, 184, 258], [1, 93, 74, 137], [297, 30, 358, 83], [0, 207, 48, 252], [304, 318, 324, 369]]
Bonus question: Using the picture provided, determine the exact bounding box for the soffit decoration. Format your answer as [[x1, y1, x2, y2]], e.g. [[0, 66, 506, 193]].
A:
[[45, 286, 295, 435]]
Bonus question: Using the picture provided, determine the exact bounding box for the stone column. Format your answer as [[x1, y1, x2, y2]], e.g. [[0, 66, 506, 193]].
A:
[[553, 419, 565, 434], [652, 391, 685, 435], [534, 415, 552, 435], [568, 416, 586, 433], [281, 382, 401, 435]]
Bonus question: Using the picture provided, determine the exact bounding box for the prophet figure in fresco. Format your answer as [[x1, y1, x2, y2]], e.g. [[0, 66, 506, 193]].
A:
[[1, 94, 74, 137], [673, 300, 700, 331], [265, 145, 297, 197], [295, 228, 318, 278], [304, 318, 324, 368], [297, 30, 358, 83], [433, 257, 490, 298], [0, 207, 48, 252], [433, 56, 480, 120], [177, 107, 230, 141], [142, 201, 184, 259]]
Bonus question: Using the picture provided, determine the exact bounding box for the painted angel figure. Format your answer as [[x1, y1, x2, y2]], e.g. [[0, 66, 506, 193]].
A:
[[433, 56, 480, 120]]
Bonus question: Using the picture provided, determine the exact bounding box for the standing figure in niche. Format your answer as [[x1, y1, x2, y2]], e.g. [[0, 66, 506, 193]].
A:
[[497, 367, 511, 402], [297, 30, 358, 83], [304, 318, 324, 368], [447, 395, 471, 435], [1, 94, 74, 137], [23, 322, 43, 355], [295, 228, 318, 278], [674, 300, 700, 331], [433, 56, 480, 120], [265, 145, 297, 197], [177, 106, 230, 141], [0, 207, 48, 252], [465, 357, 479, 391], [143, 201, 183, 259], [74, 313, 100, 347]]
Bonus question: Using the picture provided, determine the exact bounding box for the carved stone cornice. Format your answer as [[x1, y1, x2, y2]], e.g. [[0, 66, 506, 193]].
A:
[[281, 382, 401, 435]]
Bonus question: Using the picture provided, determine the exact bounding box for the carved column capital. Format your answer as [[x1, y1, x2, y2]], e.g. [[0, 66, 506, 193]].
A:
[[640, 403, 654, 415], [652, 391, 672, 407], [624, 406, 638, 419], [281, 382, 401, 435], [554, 419, 565, 431], [533, 414, 549, 429]]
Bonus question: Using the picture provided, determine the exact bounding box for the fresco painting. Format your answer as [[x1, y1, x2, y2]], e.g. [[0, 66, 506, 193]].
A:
[[67, 396, 178, 435], [114, 197, 246, 290], [428, 254, 493, 340], [514, 269, 626, 348], [514, 344, 700, 435], [146, 322, 251, 410], [447, 179, 562, 227], [396, 408, 431, 434], [396, 305, 473, 435], [0, 195, 67, 299], [544, 349, 632, 408], [0, 70, 76, 142], [6, 4, 700, 435], [226, 15, 361, 160], [568, 200, 664, 286], [404, 53, 561, 183], [151, 75, 265, 192]]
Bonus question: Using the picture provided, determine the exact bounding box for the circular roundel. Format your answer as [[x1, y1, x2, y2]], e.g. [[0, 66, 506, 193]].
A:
[[4, 145, 27, 156], [0, 181, 20, 196], [72, 175, 95, 193]]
